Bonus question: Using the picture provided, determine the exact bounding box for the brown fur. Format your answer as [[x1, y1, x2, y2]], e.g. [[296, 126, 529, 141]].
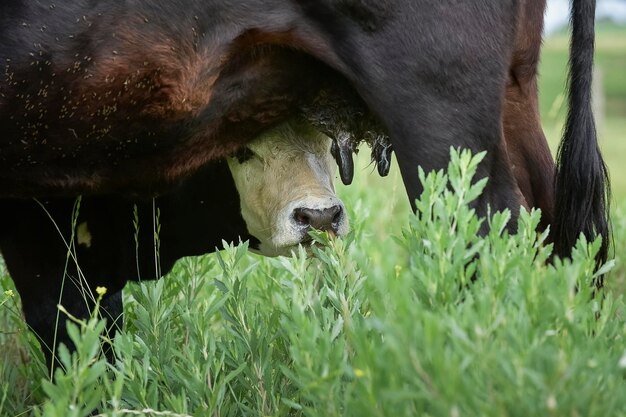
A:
[[0, 13, 333, 196]]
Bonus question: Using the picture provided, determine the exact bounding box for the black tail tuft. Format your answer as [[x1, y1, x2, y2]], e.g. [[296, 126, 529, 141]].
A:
[[554, 0, 611, 284]]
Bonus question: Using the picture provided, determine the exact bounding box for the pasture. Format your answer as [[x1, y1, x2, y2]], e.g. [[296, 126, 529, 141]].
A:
[[1, 23, 626, 417]]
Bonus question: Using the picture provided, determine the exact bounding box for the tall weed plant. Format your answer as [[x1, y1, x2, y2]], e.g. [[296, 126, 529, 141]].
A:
[[1, 149, 625, 416]]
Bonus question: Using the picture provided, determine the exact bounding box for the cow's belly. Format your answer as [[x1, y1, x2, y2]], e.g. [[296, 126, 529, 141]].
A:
[[0, 1, 336, 197], [0, 41, 327, 197]]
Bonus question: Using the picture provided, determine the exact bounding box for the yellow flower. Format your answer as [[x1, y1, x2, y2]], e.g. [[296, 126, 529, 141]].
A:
[[95, 286, 107, 296], [394, 265, 402, 278], [353, 368, 365, 378], [4, 289, 14, 298]]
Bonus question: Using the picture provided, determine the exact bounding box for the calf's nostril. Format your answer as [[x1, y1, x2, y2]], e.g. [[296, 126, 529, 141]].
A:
[[293, 205, 342, 232], [293, 208, 312, 226], [331, 206, 342, 225]]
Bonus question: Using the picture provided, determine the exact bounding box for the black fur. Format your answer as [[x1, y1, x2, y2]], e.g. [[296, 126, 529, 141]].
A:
[[0, 161, 253, 369]]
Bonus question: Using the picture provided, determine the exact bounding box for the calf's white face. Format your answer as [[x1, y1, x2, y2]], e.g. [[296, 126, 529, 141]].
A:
[[227, 120, 349, 256]]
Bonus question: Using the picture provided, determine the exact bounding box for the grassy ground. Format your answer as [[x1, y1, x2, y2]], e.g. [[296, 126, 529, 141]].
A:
[[1, 22, 625, 417]]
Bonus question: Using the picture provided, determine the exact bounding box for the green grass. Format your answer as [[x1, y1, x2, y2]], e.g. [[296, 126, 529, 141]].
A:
[[1, 22, 626, 417], [2, 150, 626, 417]]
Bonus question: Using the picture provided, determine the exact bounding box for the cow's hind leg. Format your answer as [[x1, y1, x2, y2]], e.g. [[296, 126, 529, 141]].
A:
[[502, 0, 555, 233], [503, 77, 555, 232], [0, 199, 124, 371]]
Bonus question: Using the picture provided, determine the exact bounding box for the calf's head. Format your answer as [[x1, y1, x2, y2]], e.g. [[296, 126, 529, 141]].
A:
[[228, 120, 349, 256]]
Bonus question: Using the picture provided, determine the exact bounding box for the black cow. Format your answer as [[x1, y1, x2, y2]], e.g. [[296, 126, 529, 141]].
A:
[[0, 0, 610, 361], [0, 0, 608, 262]]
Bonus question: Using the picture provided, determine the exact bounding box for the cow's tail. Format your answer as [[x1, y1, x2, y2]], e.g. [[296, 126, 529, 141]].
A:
[[554, 0, 611, 280]]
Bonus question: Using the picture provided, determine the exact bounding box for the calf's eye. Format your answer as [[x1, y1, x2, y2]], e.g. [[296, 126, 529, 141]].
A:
[[234, 147, 255, 164]]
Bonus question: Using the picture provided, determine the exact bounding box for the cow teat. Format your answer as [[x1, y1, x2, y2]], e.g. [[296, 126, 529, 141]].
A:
[[330, 135, 356, 185], [300, 86, 393, 183], [371, 138, 393, 177]]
